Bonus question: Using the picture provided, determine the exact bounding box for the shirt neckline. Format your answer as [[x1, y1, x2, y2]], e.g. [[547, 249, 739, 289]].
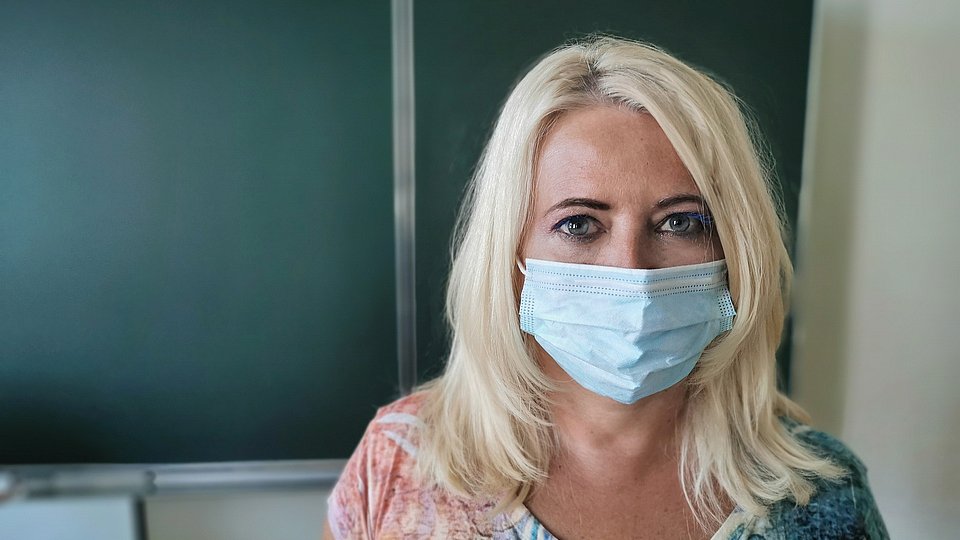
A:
[[506, 503, 749, 539]]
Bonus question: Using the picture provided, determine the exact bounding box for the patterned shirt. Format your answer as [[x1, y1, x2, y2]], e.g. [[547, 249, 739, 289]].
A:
[[327, 393, 888, 539]]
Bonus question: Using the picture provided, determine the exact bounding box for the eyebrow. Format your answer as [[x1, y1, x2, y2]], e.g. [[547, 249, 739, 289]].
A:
[[545, 193, 706, 215], [545, 197, 611, 214], [655, 194, 707, 209]]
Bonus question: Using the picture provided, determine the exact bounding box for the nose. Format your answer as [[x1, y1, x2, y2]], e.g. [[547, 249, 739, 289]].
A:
[[605, 234, 659, 270]]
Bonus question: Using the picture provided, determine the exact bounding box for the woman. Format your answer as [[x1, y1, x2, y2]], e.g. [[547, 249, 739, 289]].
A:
[[326, 37, 888, 539]]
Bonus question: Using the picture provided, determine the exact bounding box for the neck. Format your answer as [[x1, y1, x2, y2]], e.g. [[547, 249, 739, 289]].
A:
[[540, 350, 687, 475]]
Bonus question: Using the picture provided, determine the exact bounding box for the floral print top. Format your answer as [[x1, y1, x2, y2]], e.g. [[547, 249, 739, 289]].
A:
[[327, 393, 888, 539]]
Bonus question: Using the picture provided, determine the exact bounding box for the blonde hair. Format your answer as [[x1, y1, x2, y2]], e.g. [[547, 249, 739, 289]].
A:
[[417, 36, 844, 528]]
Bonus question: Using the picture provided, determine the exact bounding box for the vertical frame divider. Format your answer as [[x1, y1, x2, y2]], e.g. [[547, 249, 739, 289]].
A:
[[392, 0, 417, 395]]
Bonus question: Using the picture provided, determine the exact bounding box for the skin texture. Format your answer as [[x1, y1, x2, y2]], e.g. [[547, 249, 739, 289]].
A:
[[520, 104, 726, 539]]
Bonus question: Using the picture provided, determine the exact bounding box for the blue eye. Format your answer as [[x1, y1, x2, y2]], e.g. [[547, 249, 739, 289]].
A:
[[553, 215, 598, 239], [657, 212, 712, 235]]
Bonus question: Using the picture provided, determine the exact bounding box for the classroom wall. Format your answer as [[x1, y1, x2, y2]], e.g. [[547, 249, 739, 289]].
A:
[[792, 0, 960, 538]]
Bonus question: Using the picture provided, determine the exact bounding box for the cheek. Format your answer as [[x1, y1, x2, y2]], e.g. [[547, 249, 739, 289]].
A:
[[710, 230, 726, 261], [680, 224, 725, 264], [651, 233, 724, 268], [519, 226, 554, 261], [697, 236, 725, 265]]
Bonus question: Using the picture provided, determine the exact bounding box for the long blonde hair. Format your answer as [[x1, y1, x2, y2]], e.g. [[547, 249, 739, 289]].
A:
[[417, 36, 843, 527]]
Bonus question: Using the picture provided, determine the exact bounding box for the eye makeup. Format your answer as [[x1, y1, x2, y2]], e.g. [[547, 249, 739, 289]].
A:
[[550, 214, 605, 243], [654, 211, 714, 238]]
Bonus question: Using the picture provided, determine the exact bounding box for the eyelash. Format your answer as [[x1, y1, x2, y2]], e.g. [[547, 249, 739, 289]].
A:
[[662, 212, 713, 233], [550, 212, 714, 243], [550, 214, 601, 243]]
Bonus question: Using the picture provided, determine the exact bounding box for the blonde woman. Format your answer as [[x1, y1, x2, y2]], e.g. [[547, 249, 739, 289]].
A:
[[325, 37, 887, 539]]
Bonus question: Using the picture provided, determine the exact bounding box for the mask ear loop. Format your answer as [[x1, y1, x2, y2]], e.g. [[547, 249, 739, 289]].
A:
[[516, 258, 528, 276]]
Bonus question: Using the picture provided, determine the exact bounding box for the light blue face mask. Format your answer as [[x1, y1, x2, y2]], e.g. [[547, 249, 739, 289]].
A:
[[518, 258, 736, 405]]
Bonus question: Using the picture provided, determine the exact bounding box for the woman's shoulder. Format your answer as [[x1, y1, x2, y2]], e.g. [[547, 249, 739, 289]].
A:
[[376, 389, 430, 417], [782, 417, 867, 477], [365, 390, 430, 443], [327, 391, 505, 539], [333, 391, 430, 490], [743, 418, 889, 539]]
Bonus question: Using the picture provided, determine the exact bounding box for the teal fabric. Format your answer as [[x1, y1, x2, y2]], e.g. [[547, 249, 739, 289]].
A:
[[732, 419, 890, 539]]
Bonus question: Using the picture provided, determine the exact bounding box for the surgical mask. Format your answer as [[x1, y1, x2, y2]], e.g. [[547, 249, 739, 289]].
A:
[[518, 258, 736, 404]]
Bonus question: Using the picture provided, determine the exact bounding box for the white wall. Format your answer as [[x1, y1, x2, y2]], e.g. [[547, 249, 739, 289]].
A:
[[145, 489, 329, 540], [0, 490, 330, 540], [793, 0, 960, 538], [0, 497, 137, 540]]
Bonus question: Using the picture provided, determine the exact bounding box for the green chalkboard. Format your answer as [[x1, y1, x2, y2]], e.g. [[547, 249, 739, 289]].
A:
[[0, 1, 814, 466], [0, 0, 396, 463], [414, 1, 814, 386]]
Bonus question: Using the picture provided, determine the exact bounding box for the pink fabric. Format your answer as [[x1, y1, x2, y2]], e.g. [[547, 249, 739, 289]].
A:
[[327, 393, 522, 539]]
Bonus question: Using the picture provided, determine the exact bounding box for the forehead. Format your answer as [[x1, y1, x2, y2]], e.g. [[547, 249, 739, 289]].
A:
[[534, 105, 699, 206]]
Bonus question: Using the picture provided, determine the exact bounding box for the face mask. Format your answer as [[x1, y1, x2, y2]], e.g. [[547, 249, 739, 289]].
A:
[[518, 258, 736, 404]]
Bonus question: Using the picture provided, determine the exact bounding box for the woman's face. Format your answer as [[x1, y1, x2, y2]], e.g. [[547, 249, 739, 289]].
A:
[[520, 105, 723, 269]]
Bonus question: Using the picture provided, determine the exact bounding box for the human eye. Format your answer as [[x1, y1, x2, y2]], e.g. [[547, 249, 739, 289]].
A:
[[656, 212, 713, 237], [551, 214, 602, 242]]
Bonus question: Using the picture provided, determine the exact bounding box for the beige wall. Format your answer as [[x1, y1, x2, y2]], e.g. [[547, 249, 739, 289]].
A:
[[792, 0, 960, 538]]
